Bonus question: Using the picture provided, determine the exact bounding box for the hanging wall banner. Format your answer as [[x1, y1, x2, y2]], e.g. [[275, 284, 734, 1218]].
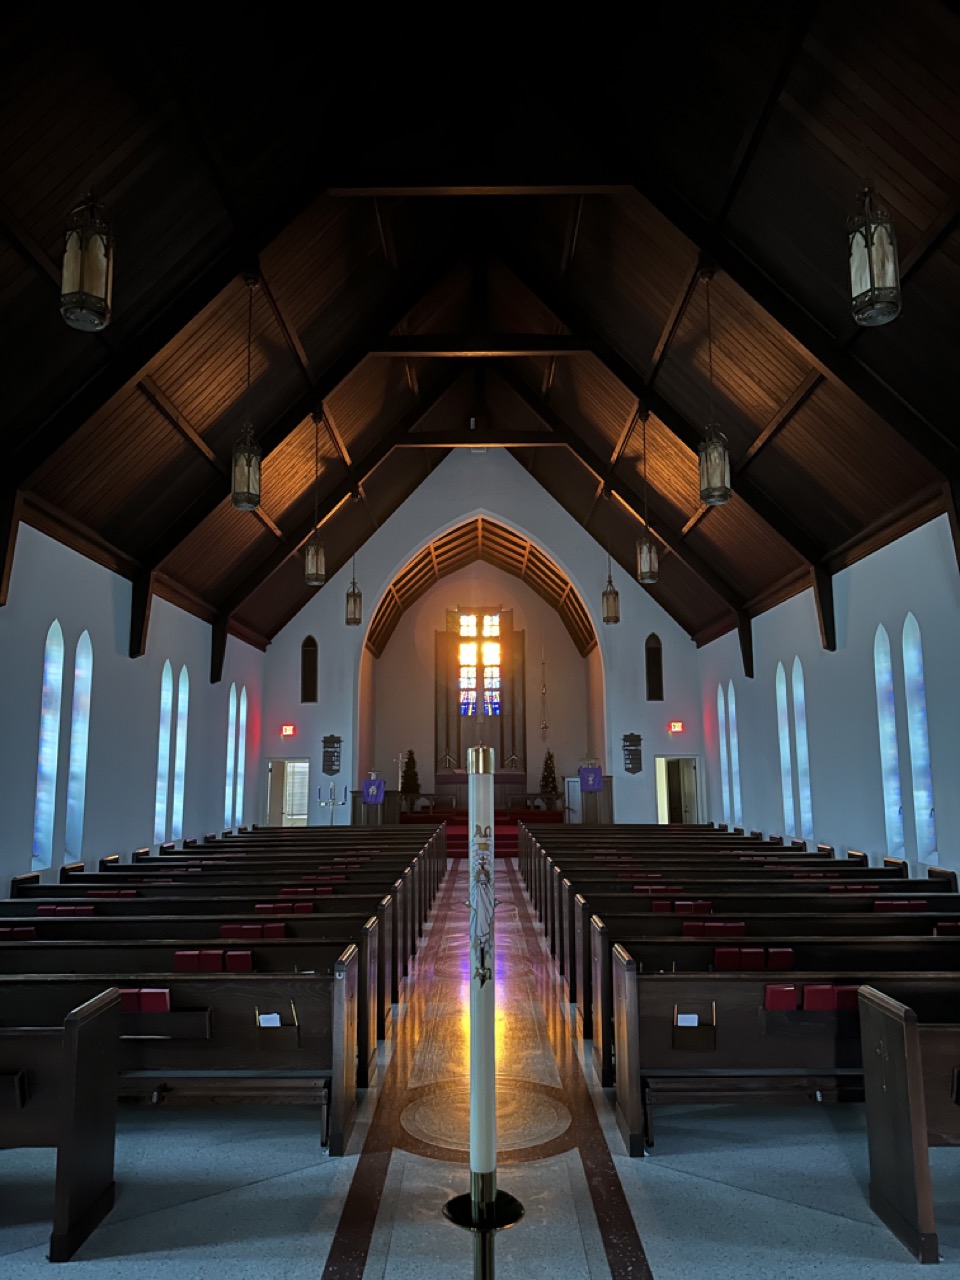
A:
[[579, 765, 603, 793], [362, 778, 385, 805]]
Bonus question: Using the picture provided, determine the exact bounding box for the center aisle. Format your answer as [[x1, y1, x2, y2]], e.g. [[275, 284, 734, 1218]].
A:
[[321, 857, 650, 1280]]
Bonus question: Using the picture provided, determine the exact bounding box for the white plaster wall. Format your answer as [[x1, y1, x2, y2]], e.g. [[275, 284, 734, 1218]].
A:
[[0, 525, 264, 882], [370, 562, 588, 790], [697, 515, 960, 868], [263, 450, 704, 823]]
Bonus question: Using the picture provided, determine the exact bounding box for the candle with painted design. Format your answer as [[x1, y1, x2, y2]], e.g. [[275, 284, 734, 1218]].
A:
[[467, 744, 496, 1219]]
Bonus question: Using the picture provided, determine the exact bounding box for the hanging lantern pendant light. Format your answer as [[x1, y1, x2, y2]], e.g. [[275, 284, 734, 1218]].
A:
[[345, 553, 362, 626], [60, 194, 114, 331], [698, 271, 731, 506], [232, 278, 262, 511], [848, 187, 901, 326], [601, 550, 620, 624], [304, 415, 326, 587], [637, 410, 659, 585]]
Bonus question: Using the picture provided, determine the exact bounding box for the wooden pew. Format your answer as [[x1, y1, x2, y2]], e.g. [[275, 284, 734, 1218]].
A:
[[610, 959, 960, 1159], [0, 924, 381, 1090], [0, 903, 396, 1039], [0, 963, 359, 1155], [858, 984, 960, 1263], [0, 989, 119, 1261]]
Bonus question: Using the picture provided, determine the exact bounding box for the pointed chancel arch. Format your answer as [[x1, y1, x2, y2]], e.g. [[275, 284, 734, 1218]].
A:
[[364, 517, 597, 659]]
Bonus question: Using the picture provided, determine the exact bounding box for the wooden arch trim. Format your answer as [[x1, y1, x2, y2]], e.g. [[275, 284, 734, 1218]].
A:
[[365, 518, 598, 658]]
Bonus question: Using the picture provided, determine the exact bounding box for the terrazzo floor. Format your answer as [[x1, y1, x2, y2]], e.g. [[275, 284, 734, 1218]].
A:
[[4, 858, 960, 1277]]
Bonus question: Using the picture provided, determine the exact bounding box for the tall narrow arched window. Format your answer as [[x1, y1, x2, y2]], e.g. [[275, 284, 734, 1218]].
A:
[[791, 658, 814, 841], [902, 613, 937, 859], [727, 680, 742, 829], [874, 624, 904, 854], [235, 686, 247, 827], [153, 661, 173, 844], [717, 684, 731, 825], [775, 662, 795, 836], [645, 634, 663, 701], [33, 620, 65, 870], [171, 666, 189, 841], [224, 683, 238, 829], [65, 631, 93, 857], [301, 636, 318, 703]]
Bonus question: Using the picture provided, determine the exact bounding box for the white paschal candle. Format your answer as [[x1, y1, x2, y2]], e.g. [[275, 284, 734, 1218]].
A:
[[467, 745, 496, 1186]]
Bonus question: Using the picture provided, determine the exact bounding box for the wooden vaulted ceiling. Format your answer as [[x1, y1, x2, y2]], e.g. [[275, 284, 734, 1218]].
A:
[[366, 518, 597, 659], [1, 7, 958, 681]]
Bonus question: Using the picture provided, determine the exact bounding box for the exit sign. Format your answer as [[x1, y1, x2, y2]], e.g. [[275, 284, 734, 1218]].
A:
[[669, 721, 684, 733], [280, 724, 296, 737]]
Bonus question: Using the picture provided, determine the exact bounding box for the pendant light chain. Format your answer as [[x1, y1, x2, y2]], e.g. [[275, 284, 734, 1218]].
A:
[[314, 415, 320, 530], [642, 410, 649, 532], [706, 275, 715, 426]]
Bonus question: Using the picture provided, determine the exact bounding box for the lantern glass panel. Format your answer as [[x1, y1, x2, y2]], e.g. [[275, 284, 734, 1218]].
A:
[[345, 583, 362, 626], [602, 578, 620, 625], [304, 534, 326, 587], [848, 191, 901, 326], [60, 199, 114, 331], [699, 427, 731, 505], [232, 425, 261, 510], [637, 537, 659, 585]]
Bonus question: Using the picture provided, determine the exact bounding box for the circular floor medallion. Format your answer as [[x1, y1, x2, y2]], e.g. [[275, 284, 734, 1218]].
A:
[[400, 1082, 571, 1153]]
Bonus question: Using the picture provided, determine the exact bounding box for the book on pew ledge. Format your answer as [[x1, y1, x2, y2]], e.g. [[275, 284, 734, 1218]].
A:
[[676, 1013, 699, 1026], [257, 1013, 282, 1027]]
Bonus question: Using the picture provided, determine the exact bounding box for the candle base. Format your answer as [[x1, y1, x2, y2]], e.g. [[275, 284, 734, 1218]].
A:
[[443, 1189, 524, 1232]]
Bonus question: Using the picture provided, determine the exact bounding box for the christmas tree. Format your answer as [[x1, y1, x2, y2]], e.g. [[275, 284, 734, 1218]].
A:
[[539, 748, 559, 797], [400, 749, 421, 797]]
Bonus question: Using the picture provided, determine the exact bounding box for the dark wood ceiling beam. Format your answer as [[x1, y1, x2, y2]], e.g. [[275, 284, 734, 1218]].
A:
[[811, 563, 837, 652], [0, 200, 61, 286], [497, 242, 825, 565], [898, 195, 959, 282], [648, 257, 703, 384], [371, 334, 584, 357], [942, 478, 960, 578], [212, 370, 463, 633], [137, 252, 459, 574], [499, 368, 744, 616], [11, 178, 346, 487], [737, 613, 755, 680], [327, 181, 632, 197], [0, 488, 23, 608], [631, 178, 960, 480], [395, 430, 563, 448], [137, 377, 223, 472], [735, 369, 822, 474], [129, 570, 156, 659], [714, 4, 820, 226]]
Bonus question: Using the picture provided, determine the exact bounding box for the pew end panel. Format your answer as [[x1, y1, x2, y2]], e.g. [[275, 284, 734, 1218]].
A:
[[0, 988, 120, 1263], [329, 944, 359, 1156], [858, 986, 939, 1264]]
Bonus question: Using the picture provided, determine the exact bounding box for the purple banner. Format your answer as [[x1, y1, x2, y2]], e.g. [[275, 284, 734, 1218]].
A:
[[579, 765, 602, 793], [362, 778, 385, 805]]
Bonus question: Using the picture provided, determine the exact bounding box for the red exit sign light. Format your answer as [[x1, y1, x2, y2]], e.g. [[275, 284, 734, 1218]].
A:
[[280, 724, 296, 737], [669, 721, 684, 733]]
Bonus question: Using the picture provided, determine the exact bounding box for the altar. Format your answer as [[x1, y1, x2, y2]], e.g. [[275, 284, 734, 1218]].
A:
[[435, 769, 527, 810]]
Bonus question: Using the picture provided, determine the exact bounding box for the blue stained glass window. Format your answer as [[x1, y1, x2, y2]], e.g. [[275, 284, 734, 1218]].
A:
[[792, 658, 814, 841], [33, 620, 65, 870], [235, 686, 247, 826], [65, 631, 93, 857], [224, 684, 237, 829], [727, 681, 742, 829], [902, 613, 937, 860], [154, 661, 173, 844], [775, 662, 795, 836], [717, 685, 731, 826], [874, 625, 904, 854], [171, 666, 189, 840]]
